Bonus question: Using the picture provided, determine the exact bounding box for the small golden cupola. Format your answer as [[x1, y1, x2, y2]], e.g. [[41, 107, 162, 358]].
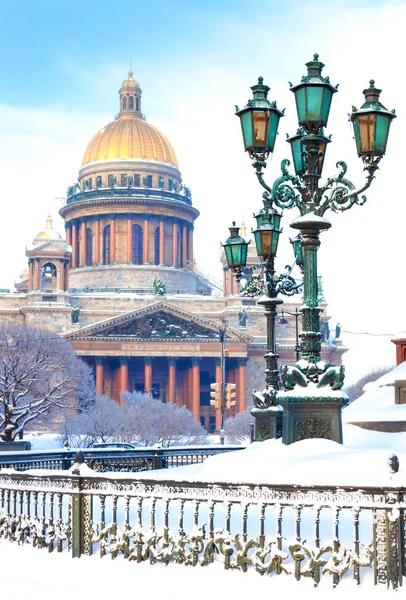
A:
[[119, 70, 143, 118]]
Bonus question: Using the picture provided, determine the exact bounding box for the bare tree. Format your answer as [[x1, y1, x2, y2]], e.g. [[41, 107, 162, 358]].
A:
[[121, 391, 208, 447], [64, 395, 122, 447], [0, 324, 95, 441], [344, 365, 394, 403], [224, 408, 254, 443]]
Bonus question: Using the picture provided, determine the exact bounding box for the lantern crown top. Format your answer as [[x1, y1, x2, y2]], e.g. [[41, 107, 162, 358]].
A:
[[359, 80, 395, 114], [235, 77, 283, 114], [225, 222, 246, 244], [289, 54, 338, 94]]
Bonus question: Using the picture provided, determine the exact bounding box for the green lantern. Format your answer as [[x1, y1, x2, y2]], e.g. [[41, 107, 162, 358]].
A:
[[290, 54, 338, 132], [222, 222, 249, 270], [236, 77, 285, 156], [290, 234, 303, 269], [253, 207, 282, 259], [287, 128, 305, 175], [351, 80, 396, 160]]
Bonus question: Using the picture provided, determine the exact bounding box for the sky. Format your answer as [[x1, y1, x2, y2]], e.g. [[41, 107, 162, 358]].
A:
[[0, 0, 405, 384]]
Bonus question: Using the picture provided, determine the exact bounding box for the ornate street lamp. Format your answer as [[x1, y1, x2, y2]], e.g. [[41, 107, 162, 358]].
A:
[[235, 54, 395, 445], [222, 205, 302, 441]]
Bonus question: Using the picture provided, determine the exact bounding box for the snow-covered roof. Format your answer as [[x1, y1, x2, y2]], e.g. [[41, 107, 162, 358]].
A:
[[343, 361, 406, 423]]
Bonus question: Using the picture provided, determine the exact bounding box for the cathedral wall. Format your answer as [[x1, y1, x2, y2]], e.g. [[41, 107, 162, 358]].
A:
[[68, 264, 202, 293]]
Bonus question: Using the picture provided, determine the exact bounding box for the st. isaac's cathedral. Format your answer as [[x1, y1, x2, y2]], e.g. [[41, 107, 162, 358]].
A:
[[0, 71, 345, 432]]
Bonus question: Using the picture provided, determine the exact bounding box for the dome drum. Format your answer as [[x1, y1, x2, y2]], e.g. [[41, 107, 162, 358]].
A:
[[77, 158, 183, 198], [68, 264, 210, 295]]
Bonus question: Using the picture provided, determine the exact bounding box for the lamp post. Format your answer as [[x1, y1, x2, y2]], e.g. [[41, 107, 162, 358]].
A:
[[222, 204, 302, 441], [234, 54, 395, 445], [279, 308, 301, 361]]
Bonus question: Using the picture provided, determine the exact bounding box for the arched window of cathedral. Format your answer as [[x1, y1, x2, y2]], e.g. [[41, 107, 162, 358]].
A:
[[86, 228, 93, 266], [123, 97, 127, 110], [177, 224, 182, 268], [41, 262, 57, 292], [103, 225, 111, 265], [154, 226, 160, 266], [129, 96, 134, 110], [132, 224, 143, 265], [136, 97, 139, 111]]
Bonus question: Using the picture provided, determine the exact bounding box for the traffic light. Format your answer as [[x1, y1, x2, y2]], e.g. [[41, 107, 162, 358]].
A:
[[210, 382, 222, 409], [225, 383, 237, 408]]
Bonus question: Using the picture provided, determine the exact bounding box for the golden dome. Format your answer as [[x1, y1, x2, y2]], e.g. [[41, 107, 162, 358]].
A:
[[81, 72, 179, 169], [35, 215, 62, 242], [81, 117, 179, 168]]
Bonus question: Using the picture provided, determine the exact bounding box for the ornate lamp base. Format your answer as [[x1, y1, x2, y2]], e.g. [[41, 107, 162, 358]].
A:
[[251, 406, 282, 441], [278, 385, 348, 445]]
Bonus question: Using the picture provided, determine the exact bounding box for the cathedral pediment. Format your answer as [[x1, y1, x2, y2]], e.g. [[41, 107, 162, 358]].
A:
[[66, 302, 249, 343], [28, 240, 70, 255]]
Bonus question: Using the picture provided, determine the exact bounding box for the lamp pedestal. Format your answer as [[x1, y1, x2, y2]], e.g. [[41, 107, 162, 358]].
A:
[[278, 385, 347, 444]]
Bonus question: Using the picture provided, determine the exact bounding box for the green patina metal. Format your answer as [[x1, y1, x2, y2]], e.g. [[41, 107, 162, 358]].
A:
[[232, 55, 395, 444]]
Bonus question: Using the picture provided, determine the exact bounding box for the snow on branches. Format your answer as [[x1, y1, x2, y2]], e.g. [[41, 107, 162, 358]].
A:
[[0, 324, 95, 442]]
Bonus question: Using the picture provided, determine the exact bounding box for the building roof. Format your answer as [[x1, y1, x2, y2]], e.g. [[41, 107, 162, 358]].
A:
[[81, 71, 179, 168]]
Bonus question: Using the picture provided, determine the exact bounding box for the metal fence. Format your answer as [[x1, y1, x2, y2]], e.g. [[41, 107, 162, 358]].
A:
[[0, 459, 404, 588], [0, 445, 244, 472]]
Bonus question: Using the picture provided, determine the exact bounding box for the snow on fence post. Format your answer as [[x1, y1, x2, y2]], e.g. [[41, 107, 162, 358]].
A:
[[373, 491, 404, 589], [71, 452, 93, 558]]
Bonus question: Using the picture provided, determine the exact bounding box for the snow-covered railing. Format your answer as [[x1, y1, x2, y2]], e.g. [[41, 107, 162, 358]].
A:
[[0, 459, 404, 589], [0, 445, 243, 472]]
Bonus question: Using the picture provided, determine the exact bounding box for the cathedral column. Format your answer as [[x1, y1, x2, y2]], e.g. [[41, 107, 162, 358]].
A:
[[172, 221, 178, 267], [94, 219, 101, 264], [95, 358, 104, 396], [59, 260, 65, 292], [182, 224, 187, 267], [223, 269, 227, 298], [228, 271, 234, 296], [65, 226, 72, 267], [237, 358, 247, 413], [127, 217, 133, 263], [143, 218, 150, 264], [168, 358, 177, 404], [159, 219, 165, 265], [215, 358, 222, 431], [119, 358, 129, 406], [64, 260, 69, 291], [110, 217, 116, 263], [80, 220, 86, 266], [144, 357, 153, 394], [188, 225, 193, 264], [35, 259, 40, 290], [191, 358, 201, 421], [71, 222, 78, 268], [28, 260, 33, 292]]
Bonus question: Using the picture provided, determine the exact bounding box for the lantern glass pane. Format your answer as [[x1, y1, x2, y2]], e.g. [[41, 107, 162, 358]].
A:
[[306, 86, 323, 122], [358, 113, 376, 153], [295, 87, 306, 123], [253, 111, 269, 146], [240, 111, 253, 150], [267, 112, 280, 151], [224, 245, 233, 268], [271, 230, 280, 255], [321, 89, 333, 124], [375, 114, 391, 153], [291, 138, 304, 174]]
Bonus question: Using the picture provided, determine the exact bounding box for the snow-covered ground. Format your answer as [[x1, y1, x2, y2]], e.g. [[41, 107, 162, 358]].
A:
[[0, 539, 401, 600], [2, 419, 406, 596]]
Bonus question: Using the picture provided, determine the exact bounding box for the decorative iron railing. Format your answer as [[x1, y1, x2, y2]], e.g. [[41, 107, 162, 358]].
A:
[[0, 445, 244, 472], [66, 187, 192, 207], [0, 459, 404, 588]]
